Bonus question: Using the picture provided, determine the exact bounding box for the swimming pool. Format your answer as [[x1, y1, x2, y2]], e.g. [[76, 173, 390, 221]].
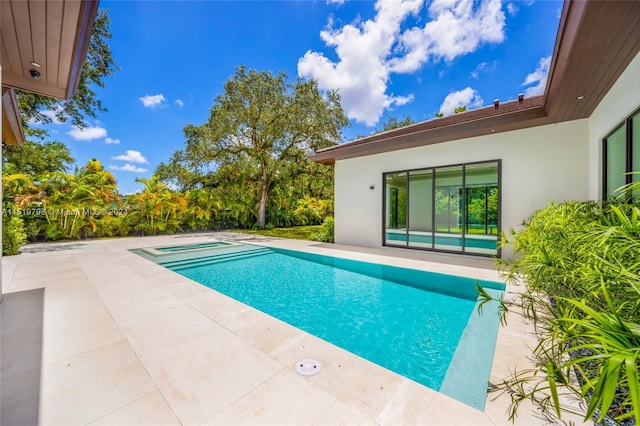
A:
[[133, 243, 504, 409]]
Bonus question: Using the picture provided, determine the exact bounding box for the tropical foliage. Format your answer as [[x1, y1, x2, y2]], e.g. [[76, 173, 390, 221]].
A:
[[2, 216, 27, 255], [2, 153, 336, 249], [482, 195, 640, 425]]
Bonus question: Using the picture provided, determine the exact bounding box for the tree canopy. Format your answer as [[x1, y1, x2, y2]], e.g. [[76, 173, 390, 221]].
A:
[[3, 141, 75, 176], [159, 66, 348, 228], [17, 9, 118, 139], [378, 115, 417, 132], [355, 115, 417, 139]]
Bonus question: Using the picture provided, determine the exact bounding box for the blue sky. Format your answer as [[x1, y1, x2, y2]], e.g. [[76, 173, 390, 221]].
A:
[[35, 0, 562, 194]]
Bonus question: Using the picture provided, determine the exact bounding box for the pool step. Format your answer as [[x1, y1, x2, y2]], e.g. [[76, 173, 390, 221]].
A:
[[162, 247, 272, 270]]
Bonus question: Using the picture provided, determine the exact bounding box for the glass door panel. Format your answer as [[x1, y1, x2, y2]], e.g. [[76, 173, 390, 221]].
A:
[[434, 166, 463, 252], [464, 162, 499, 255], [408, 169, 433, 249], [606, 124, 627, 199], [385, 173, 407, 246]]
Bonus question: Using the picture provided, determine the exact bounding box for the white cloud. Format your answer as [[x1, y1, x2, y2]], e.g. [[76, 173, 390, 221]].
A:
[[439, 87, 483, 116], [109, 164, 148, 173], [298, 0, 506, 126], [67, 125, 107, 141], [470, 61, 497, 79], [105, 137, 121, 145], [139, 94, 167, 108], [175, 99, 184, 107], [522, 55, 551, 96], [299, 0, 421, 126], [41, 108, 64, 124], [112, 150, 149, 164], [327, 0, 345, 4], [506, 2, 518, 16], [394, 0, 505, 69]]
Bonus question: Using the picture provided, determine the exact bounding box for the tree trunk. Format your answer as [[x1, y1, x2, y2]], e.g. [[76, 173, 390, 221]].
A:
[[257, 157, 269, 229], [258, 182, 268, 229]]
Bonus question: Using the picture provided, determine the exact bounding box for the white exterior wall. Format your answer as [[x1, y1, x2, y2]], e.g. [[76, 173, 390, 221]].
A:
[[588, 51, 640, 199], [335, 119, 589, 257]]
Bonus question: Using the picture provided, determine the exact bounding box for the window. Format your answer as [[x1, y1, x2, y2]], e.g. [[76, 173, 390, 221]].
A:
[[603, 108, 640, 199], [383, 160, 500, 257]]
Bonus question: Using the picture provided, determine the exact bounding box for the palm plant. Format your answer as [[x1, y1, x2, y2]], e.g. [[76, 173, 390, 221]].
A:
[[129, 176, 187, 235]]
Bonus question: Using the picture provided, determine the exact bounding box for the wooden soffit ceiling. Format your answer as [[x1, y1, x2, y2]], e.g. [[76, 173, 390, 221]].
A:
[[310, 0, 640, 166], [544, 0, 640, 121], [1, 0, 99, 99]]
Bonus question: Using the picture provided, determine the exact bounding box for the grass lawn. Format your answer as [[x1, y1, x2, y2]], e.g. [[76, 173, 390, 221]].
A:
[[231, 225, 322, 241], [435, 226, 498, 235]]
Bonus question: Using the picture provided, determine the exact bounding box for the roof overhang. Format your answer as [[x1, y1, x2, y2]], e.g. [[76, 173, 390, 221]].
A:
[[311, 0, 640, 166], [1, 0, 99, 146], [2, 87, 25, 146]]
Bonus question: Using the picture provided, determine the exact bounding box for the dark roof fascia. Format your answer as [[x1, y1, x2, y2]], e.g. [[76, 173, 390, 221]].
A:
[[310, 96, 545, 165]]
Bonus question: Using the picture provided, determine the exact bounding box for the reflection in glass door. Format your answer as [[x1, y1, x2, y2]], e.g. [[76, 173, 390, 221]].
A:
[[464, 162, 499, 254], [385, 173, 407, 247], [408, 170, 433, 249], [434, 166, 463, 252]]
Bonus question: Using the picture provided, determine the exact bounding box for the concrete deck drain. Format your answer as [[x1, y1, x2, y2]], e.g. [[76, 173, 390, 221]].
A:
[[295, 359, 322, 376]]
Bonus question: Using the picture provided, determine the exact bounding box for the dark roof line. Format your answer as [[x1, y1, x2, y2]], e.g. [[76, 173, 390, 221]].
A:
[[316, 95, 544, 155]]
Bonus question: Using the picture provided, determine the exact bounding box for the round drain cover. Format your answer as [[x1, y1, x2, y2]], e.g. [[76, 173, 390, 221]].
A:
[[295, 358, 322, 376]]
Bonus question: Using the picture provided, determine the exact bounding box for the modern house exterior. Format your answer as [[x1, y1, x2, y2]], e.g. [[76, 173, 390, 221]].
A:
[[311, 1, 640, 258], [1, 0, 100, 299]]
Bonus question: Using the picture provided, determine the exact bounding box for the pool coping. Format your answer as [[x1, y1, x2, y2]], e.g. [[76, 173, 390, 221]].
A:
[[0, 232, 589, 425]]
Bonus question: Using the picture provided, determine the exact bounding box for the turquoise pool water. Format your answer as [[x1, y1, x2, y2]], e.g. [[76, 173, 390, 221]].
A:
[[134, 244, 504, 409]]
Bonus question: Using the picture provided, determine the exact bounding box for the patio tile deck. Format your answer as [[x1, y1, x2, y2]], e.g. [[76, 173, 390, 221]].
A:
[[206, 369, 336, 425], [88, 391, 181, 426], [39, 340, 156, 425]]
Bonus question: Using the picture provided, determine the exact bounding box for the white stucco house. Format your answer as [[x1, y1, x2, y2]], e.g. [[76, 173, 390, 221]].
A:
[[311, 0, 640, 258]]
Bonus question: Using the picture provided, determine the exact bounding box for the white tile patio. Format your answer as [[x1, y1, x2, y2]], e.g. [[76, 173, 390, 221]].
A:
[[1, 232, 586, 425]]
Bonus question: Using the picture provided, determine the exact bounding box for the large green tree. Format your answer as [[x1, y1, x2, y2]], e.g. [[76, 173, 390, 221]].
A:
[[175, 66, 348, 228], [2, 141, 75, 176], [17, 9, 118, 139]]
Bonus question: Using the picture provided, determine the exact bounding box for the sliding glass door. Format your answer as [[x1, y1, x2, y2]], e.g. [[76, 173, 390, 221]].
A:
[[383, 160, 500, 256]]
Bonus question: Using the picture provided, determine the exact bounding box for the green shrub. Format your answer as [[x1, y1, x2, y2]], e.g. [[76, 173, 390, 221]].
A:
[[485, 200, 640, 424], [294, 196, 331, 226], [2, 215, 27, 255], [314, 217, 334, 242]]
